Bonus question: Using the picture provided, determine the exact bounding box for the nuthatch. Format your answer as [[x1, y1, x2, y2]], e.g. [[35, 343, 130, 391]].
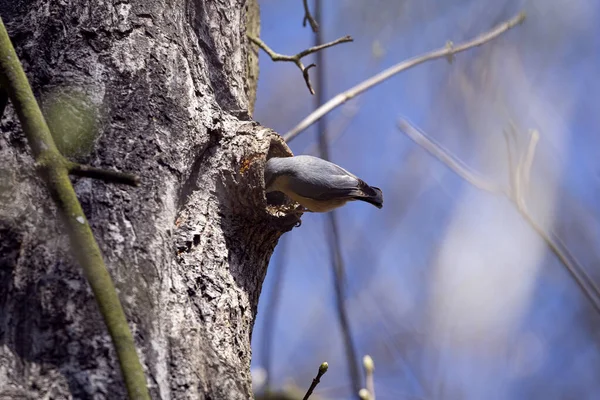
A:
[[264, 155, 383, 213]]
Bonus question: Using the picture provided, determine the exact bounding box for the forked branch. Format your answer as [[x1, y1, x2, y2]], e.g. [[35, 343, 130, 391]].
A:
[[302, 0, 319, 32], [284, 12, 526, 142], [248, 34, 353, 95]]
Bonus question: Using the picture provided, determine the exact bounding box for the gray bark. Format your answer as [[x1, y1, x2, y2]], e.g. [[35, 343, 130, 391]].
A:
[[0, 0, 294, 399]]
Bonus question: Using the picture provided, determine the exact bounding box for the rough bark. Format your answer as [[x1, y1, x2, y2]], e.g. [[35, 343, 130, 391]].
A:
[[245, 0, 260, 116], [0, 0, 294, 399]]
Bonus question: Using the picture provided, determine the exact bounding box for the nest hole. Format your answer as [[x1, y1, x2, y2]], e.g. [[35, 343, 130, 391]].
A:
[[264, 137, 294, 208]]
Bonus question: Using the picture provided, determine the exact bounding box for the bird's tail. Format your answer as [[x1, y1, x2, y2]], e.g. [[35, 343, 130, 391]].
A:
[[355, 182, 383, 209]]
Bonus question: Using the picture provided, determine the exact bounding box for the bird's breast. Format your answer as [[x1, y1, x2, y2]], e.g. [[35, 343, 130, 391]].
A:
[[286, 192, 348, 212]]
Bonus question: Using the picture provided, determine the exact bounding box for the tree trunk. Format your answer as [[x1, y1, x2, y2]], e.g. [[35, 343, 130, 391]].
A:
[[0, 0, 294, 398]]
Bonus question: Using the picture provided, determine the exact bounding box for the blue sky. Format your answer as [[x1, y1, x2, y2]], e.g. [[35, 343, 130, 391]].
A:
[[251, 1, 600, 399]]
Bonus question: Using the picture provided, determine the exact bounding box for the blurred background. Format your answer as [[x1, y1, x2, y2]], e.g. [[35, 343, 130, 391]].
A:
[[251, 0, 600, 399]]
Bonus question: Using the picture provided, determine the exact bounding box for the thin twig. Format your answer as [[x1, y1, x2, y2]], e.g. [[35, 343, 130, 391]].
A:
[[303, 362, 329, 400], [313, 1, 362, 395], [396, 119, 600, 315], [520, 204, 600, 314], [284, 12, 526, 142], [247, 34, 353, 95], [328, 211, 362, 394], [260, 236, 288, 390], [398, 120, 507, 195], [515, 129, 539, 211], [67, 162, 141, 186], [295, 37, 353, 58], [502, 125, 517, 197], [248, 35, 352, 62], [303, 101, 361, 156], [302, 0, 319, 32], [0, 16, 150, 400], [303, 21, 387, 155]]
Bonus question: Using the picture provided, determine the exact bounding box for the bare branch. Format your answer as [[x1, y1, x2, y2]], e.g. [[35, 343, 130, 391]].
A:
[[302, 63, 317, 94], [296, 37, 352, 58], [284, 12, 527, 142], [502, 124, 518, 197], [303, 362, 328, 400], [260, 236, 289, 391], [247, 34, 353, 95], [515, 129, 539, 211], [302, 0, 319, 32], [398, 119, 507, 195], [312, 2, 362, 392], [327, 211, 362, 393], [303, 100, 361, 156], [67, 162, 141, 186], [396, 119, 600, 316], [248, 35, 352, 62], [519, 203, 600, 315]]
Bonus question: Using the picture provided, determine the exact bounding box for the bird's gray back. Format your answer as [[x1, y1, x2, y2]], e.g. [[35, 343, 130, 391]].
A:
[[266, 156, 362, 200], [272, 155, 357, 184], [275, 155, 356, 177]]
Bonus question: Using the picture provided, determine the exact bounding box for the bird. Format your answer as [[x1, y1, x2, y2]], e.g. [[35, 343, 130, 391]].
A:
[[264, 155, 383, 213]]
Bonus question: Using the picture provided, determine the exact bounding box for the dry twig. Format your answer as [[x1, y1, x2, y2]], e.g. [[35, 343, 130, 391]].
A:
[[303, 101, 361, 156], [302, 0, 319, 32], [67, 162, 141, 186], [515, 129, 539, 210], [284, 12, 526, 142], [247, 34, 353, 95], [398, 120, 506, 195]]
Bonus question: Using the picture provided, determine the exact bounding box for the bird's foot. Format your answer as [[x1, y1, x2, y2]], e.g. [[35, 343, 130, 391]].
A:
[[290, 205, 310, 215]]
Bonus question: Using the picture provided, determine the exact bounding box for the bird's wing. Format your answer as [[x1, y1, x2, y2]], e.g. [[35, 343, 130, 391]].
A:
[[286, 173, 365, 201]]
